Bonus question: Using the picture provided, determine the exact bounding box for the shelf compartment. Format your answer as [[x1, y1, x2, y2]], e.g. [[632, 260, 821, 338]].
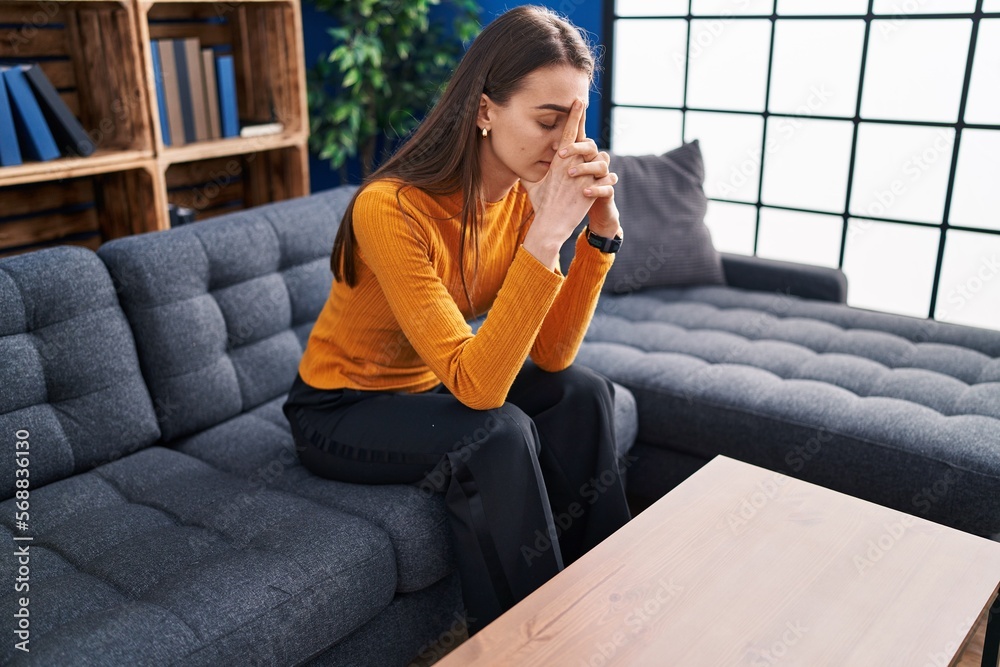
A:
[[0, 164, 159, 257], [163, 143, 307, 225], [140, 1, 307, 153], [0, 0, 152, 182]]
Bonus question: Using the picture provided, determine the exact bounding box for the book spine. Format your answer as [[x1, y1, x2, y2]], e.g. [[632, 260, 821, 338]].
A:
[[184, 38, 210, 141], [216, 55, 240, 138], [0, 68, 23, 166], [150, 40, 171, 147], [168, 203, 197, 226], [239, 122, 282, 138], [2, 65, 60, 162], [172, 38, 197, 144], [158, 40, 186, 147], [201, 48, 221, 140], [23, 63, 95, 158]]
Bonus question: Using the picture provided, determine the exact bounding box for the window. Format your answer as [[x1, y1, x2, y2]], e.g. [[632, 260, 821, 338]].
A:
[[605, 1, 1000, 330]]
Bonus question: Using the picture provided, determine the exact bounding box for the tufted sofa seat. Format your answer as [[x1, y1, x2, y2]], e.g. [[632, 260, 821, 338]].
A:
[[574, 284, 1000, 538]]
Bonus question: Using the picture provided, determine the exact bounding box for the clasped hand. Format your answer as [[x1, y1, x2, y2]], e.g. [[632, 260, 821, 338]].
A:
[[523, 99, 621, 245]]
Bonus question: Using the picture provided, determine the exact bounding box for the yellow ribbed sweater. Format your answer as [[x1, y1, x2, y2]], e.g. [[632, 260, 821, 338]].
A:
[[298, 178, 616, 410]]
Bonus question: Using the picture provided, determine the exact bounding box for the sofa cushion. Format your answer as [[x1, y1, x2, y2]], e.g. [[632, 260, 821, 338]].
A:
[[0, 246, 160, 499], [577, 285, 1000, 536], [303, 572, 462, 666], [560, 140, 726, 292], [169, 387, 640, 594], [97, 187, 357, 442], [0, 447, 396, 665], [169, 395, 452, 593]]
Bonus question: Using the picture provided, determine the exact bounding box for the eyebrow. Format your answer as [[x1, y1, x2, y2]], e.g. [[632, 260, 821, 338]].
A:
[[534, 104, 573, 113]]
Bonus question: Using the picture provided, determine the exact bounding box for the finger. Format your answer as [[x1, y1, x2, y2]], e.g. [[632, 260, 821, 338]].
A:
[[586, 172, 618, 188], [577, 101, 587, 143], [560, 100, 584, 148], [567, 161, 610, 179], [559, 139, 599, 160], [583, 184, 616, 198], [593, 172, 618, 186]]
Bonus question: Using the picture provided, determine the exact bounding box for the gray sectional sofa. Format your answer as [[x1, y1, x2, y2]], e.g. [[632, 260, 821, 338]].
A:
[[577, 278, 1000, 538], [2, 176, 998, 664]]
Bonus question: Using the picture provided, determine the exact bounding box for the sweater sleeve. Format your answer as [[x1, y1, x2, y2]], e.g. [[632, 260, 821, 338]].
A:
[[352, 186, 565, 410], [529, 227, 616, 371]]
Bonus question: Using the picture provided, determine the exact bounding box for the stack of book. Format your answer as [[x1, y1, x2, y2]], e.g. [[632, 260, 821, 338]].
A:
[[0, 63, 96, 167], [151, 38, 241, 146]]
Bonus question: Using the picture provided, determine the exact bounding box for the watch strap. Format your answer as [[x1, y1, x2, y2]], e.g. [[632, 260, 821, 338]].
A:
[[586, 226, 623, 254]]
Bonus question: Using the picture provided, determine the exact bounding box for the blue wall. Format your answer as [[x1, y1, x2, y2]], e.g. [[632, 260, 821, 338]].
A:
[[303, 1, 606, 193]]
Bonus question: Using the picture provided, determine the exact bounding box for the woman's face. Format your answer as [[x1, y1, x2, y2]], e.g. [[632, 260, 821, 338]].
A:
[[478, 64, 591, 188]]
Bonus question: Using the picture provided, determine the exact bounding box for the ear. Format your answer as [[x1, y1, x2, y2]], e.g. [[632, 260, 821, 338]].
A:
[[477, 93, 493, 131]]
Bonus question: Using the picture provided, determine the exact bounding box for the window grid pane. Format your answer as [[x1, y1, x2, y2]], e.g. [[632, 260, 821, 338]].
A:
[[849, 124, 955, 224], [704, 201, 757, 255], [768, 19, 865, 118], [757, 208, 843, 268], [692, 0, 774, 15], [934, 230, 1000, 330], [843, 220, 940, 318], [616, 0, 689, 16], [965, 20, 1000, 125], [949, 129, 1000, 231], [861, 19, 971, 124], [761, 117, 854, 213], [613, 20, 687, 107], [610, 108, 684, 155], [607, 9, 1000, 329], [777, 0, 868, 14], [686, 19, 772, 112]]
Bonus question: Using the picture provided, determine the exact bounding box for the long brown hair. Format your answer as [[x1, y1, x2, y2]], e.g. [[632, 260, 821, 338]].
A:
[[329, 5, 597, 312]]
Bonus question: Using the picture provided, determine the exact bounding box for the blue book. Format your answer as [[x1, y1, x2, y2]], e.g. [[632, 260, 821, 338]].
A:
[[23, 63, 95, 157], [215, 54, 239, 138], [150, 40, 171, 146], [172, 39, 196, 143], [0, 68, 23, 166], [3, 66, 60, 162]]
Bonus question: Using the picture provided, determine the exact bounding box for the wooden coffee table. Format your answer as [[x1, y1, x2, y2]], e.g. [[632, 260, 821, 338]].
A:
[[438, 455, 1000, 666]]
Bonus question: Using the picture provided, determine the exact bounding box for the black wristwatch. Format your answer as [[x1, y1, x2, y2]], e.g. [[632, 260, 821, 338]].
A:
[[585, 226, 623, 254]]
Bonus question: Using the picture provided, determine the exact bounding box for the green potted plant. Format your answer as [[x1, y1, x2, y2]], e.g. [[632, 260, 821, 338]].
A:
[[307, 0, 481, 180]]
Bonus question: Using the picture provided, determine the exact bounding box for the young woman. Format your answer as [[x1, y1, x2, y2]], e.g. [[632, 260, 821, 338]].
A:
[[282, 5, 630, 634]]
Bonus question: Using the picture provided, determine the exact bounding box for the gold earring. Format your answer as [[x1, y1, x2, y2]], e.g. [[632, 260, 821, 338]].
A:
[[482, 127, 488, 138]]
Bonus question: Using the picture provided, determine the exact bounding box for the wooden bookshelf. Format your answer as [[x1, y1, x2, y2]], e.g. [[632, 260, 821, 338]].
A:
[[0, 0, 309, 257]]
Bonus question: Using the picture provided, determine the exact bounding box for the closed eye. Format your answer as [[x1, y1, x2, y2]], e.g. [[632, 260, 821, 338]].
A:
[[538, 122, 557, 130]]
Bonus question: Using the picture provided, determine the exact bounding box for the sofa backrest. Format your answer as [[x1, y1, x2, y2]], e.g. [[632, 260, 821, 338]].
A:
[[97, 186, 359, 442], [0, 247, 161, 499]]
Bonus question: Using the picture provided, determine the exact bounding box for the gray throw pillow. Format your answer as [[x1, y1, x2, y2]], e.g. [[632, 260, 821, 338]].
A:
[[560, 139, 726, 293]]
